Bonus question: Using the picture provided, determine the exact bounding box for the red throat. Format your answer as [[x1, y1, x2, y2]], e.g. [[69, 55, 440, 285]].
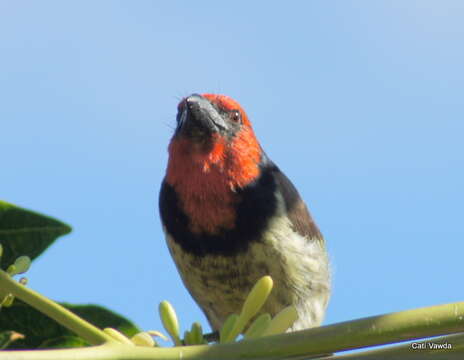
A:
[[166, 94, 261, 235]]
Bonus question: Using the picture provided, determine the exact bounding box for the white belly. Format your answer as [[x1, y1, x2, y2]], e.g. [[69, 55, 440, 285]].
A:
[[165, 212, 330, 331]]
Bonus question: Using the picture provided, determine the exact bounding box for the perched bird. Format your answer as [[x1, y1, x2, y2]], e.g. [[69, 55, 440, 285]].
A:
[[159, 93, 330, 332]]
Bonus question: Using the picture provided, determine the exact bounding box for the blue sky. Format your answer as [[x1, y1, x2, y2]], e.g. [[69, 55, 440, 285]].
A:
[[2, 1, 463, 338]]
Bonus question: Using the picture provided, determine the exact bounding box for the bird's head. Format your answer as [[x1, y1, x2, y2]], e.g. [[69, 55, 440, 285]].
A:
[[166, 94, 262, 190]]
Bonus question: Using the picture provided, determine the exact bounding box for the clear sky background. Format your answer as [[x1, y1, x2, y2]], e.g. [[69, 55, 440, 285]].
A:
[[2, 1, 463, 338]]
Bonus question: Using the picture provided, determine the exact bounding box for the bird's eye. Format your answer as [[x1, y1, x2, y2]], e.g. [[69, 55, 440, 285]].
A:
[[230, 110, 241, 123]]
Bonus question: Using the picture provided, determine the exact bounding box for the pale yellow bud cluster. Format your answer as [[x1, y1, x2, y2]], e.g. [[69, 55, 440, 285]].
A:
[[121, 275, 298, 348], [219, 275, 298, 343], [155, 275, 298, 346], [7, 256, 31, 276], [0, 245, 32, 308], [183, 322, 207, 345], [103, 328, 167, 347]]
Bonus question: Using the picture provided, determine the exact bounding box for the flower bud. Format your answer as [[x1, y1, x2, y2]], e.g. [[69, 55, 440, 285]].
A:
[[14, 256, 31, 274], [220, 314, 238, 343], [224, 275, 273, 343], [244, 313, 272, 340], [131, 332, 156, 347], [262, 306, 298, 336], [159, 300, 181, 346], [103, 328, 134, 345]]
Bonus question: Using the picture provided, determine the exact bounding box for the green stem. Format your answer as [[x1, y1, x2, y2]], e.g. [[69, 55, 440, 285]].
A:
[[221, 302, 464, 359], [325, 333, 464, 359], [0, 300, 463, 359], [0, 270, 113, 345], [0, 343, 213, 360], [1, 268, 463, 359], [1, 332, 464, 360]]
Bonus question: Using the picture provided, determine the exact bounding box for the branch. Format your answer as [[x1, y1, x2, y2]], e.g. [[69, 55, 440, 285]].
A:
[[325, 333, 464, 359], [0, 270, 113, 345], [1, 268, 463, 359]]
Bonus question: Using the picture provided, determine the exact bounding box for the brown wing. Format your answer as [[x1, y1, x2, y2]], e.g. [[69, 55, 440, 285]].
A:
[[272, 165, 323, 241]]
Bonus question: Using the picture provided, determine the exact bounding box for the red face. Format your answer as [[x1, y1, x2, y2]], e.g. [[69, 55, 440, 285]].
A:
[[165, 94, 262, 234]]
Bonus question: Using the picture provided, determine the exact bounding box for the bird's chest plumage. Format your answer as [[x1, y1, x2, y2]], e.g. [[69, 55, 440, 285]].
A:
[[160, 155, 330, 331], [174, 171, 240, 235], [163, 190, 330, 331]]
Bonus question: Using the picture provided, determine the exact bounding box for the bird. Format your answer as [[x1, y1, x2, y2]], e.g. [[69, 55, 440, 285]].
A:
[[159, 93, 330, 332]]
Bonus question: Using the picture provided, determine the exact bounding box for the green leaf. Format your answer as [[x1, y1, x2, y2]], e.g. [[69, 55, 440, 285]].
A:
[[0, 201, 72, 269], [37, 335, 88, 349], [0, 300, 139, 349]]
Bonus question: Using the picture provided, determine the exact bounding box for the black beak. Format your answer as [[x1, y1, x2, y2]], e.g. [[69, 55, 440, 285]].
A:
[[176, 94, 227, 139]]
